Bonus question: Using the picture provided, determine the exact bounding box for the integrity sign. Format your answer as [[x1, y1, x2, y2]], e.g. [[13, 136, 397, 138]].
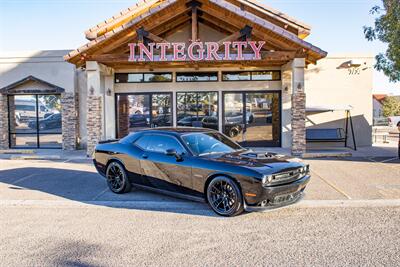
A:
[[128, 41, 266, 62]]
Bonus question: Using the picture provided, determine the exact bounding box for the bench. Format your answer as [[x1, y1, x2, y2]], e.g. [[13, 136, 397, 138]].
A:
[[306, 128, 346, 143]]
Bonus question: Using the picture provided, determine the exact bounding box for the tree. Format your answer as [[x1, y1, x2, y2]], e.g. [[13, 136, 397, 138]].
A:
[[364, 0, 400, 82], [382, 96, 400, 117]]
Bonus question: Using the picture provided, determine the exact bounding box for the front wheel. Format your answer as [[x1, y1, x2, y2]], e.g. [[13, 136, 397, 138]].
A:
[[206, 176, 244, 217], [105, 161, 131, 194]]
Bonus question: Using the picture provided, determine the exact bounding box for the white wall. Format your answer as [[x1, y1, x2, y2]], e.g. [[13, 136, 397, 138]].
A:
[[305, 54, 373, 147]]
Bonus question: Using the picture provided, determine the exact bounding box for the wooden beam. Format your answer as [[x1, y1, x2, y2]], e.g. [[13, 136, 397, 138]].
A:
[[217, 25, 252, 46], [186, 0, 201, 41], [136, 26, 168, 44]]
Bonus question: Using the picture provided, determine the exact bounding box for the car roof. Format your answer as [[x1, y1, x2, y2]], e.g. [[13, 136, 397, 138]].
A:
[[140, 127, 215, 135]]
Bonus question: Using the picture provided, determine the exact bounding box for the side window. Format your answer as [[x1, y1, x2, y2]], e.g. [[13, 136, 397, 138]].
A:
[[134, 135, 152, 150], [146, 135, 186, 154]]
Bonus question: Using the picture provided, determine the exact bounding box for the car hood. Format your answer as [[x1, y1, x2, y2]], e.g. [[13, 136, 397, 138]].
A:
[[202, 150, 304, 175]]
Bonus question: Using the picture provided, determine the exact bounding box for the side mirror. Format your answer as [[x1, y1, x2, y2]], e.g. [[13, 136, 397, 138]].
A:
[[165, 148, 183, 161]]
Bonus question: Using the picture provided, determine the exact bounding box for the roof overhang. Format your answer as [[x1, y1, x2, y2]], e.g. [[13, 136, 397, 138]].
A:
[[64, 0, 327, 68]]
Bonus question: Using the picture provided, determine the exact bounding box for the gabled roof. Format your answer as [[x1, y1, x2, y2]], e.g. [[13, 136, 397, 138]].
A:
[[65, 0, 327, 67], [0, 75, 65, 94], [84, 0, 311, 40]]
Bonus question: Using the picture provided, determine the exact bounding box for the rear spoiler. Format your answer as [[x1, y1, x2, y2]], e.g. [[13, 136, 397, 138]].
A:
[[98, 139, 119, 144]]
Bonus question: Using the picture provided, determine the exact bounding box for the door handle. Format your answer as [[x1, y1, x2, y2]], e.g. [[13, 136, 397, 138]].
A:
[[142, 154, 148, 159]]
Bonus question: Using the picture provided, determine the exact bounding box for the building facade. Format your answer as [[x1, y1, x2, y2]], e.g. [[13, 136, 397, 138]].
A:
[[0, 0, 373, 156]]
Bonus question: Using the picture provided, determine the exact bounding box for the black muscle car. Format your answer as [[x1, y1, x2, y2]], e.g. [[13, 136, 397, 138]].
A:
[[93, 127, 310, 216]]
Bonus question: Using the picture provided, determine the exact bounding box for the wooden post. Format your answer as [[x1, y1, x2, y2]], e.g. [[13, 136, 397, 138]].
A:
[[192, 6, 198, 41], [187, 0, 201, 41]]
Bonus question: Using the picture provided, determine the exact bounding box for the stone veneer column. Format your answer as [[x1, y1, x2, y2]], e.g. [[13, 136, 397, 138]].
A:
[[291, 92, 306, 156], [291, 58, 306, 157], [86, 95, 102, 156], [0, 94, 9, 149], [61, 92, 79, 150]]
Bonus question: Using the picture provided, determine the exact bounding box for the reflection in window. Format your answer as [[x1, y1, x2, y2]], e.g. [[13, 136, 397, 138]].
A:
[[222, 71, 281, 81], [176, 72, 218, 82], [7, 94, 62, 148], [176, 92, 218, 131], [222, 71, 250, 81], [251, 71, 281, 81], [116, 93, 172, 138], [115, 73, 172, 83]]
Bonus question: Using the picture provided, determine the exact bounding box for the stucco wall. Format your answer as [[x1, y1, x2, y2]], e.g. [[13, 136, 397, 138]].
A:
[[0, 50, 76, 93], [305, 54, 373, 147]]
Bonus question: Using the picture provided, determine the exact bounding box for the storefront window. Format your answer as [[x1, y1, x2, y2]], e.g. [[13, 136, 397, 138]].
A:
[[116, 93, 172, 138], [176, 92, 218, 131], [251, 71, 281, 81], [115, 73, 172, 83], [222, 71, 281, 81], [222, 71, 251, 81], [176, 72, 218, 82]]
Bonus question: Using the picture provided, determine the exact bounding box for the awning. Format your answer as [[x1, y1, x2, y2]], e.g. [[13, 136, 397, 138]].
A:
[[306, 105, 353, 114]]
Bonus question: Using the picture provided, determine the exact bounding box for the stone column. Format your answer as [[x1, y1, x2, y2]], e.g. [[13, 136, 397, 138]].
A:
[[86, 61, 103, 157], [291, 58, 306, 157], [61, 92, 79, 150], [0, 94, 9, 149], [86, 95, 102, 156]]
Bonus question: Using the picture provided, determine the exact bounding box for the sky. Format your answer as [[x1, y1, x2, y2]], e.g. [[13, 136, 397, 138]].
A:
[[0, 0, 399, 94]]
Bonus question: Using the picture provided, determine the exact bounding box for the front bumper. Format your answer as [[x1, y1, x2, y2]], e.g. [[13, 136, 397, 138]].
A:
[[244, 174, 310, 211]]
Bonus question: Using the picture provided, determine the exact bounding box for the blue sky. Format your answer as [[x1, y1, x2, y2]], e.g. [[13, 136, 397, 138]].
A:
[[0, 0, 399, 94]]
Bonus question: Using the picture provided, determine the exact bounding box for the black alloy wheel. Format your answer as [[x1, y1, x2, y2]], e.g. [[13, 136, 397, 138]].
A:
[[105, 161, 131, 194], [207, 176, 244, 216]]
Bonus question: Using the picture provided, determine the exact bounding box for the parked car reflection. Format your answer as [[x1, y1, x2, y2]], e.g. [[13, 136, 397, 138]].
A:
[[28, 113, 61, 131], [177, 115, 243, 138]]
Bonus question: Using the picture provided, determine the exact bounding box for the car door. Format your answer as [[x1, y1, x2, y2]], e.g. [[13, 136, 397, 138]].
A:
[[134, 134, 194, 195]]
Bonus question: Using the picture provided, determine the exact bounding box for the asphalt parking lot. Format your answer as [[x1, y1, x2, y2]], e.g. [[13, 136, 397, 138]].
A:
[[0, 157, 399, 266]]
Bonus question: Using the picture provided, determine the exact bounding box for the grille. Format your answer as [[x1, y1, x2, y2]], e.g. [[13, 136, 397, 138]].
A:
[[271, 168, 303, 183]]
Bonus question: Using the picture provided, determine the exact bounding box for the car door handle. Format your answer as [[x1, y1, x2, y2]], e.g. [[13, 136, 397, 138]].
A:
[[142, 154, 148, 159]]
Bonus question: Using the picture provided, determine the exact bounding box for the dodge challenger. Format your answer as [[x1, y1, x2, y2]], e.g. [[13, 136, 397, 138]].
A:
[[93, 127, 310, 216]]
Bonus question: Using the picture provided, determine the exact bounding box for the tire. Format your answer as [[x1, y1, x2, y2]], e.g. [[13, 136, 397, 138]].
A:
[[206, 176, 244, 217], [228, 127, 239, 138], [39, 123, 46, 131], [105, 161, 131, 194]]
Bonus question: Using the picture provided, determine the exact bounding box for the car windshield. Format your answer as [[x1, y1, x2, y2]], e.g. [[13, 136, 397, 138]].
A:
[[182, 132, 244, 156]]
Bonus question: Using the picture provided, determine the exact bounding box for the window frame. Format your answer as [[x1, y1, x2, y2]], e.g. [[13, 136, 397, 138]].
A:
[[175, 72, 219, 82], [114, 72, 173, 83], [221, 70, 281, 82]]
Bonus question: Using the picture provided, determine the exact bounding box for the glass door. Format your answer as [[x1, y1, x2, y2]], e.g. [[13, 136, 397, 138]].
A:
[[223, 91, 281, 147], [8, 94, 62, 148]]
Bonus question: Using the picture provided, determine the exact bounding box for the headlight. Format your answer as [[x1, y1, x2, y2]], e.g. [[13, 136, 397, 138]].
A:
[[262, 175, 273, 185]]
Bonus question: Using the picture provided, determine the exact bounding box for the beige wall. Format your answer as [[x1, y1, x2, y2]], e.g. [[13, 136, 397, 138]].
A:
[[305, 54, 373, 147], [0, 50, 76, 93]]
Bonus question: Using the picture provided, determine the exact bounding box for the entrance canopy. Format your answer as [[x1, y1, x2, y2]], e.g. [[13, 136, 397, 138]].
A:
[[64, 0, 327, 68]]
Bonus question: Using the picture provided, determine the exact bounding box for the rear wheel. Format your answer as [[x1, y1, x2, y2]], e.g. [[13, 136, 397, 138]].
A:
[[206, 176, 244, 217], [105, 161, 131, 194]]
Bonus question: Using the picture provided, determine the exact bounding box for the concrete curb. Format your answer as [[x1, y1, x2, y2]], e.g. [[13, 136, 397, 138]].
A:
[[9, 155, 61, 160], [302, 152, 352, 158], [0, 150, 35, 154], [1, 199, 400, 209]]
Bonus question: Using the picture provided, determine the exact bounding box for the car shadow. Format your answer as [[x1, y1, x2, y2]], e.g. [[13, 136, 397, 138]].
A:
[[0, 167, 226, 217]]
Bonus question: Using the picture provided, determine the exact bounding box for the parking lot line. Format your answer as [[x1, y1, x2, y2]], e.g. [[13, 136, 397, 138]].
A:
[[310, 170, 352, 200], [91, 187, 109, 201], [12, 173, 37, 185]]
